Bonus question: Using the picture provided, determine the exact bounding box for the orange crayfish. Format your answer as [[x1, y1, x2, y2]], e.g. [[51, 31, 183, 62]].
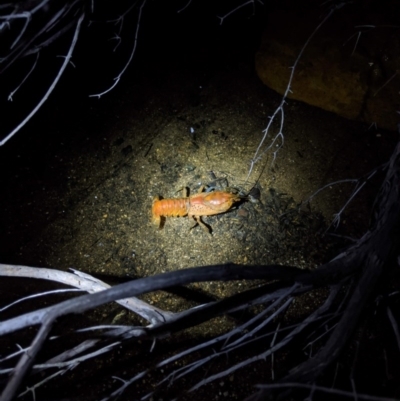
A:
[[152, 186, 241, 233]]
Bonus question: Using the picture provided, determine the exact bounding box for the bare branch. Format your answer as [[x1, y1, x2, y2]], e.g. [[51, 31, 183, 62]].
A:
[[247, 3, 345, 180], [387, 306, 400, 352], [89, 0, 147, 99], [251, 383, 397, 401], [7, 52, 39, 101], [217, 0, 262, 25], [0, 11, 85, 146], [177, 0, 193, 14]]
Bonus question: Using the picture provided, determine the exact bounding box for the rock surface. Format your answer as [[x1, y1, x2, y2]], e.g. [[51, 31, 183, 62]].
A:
[[255, 9, 400, 131]]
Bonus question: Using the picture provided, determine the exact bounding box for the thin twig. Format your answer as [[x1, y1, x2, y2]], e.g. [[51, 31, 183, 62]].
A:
[[246, 3, 345, 181], [0, 11, 85, 146], [89, 0, 147, 98]]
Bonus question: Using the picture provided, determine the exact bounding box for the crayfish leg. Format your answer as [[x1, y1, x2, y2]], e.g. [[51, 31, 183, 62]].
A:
[[190, 216, 211, 234], [159, 216, 166, 229], [176, 187, 189, 197]]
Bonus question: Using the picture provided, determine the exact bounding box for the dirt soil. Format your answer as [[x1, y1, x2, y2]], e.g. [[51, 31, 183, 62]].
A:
[[1, 48, 395, 289], [0, 5, 398, 400]]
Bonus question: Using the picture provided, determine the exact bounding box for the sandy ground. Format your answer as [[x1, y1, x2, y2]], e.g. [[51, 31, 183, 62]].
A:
[[1, 52, 394, 283]]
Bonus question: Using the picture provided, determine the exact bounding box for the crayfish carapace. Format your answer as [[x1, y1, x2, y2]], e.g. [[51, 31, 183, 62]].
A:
[[152, 186, 242, 233]]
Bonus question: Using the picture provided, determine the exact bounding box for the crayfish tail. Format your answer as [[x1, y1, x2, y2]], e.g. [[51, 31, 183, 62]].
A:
[[152, 214, 161, 227], [152, 196, 162, 228]]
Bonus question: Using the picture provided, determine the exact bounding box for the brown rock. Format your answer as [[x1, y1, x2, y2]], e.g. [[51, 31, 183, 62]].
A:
[[255, 9, 400, 131]]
